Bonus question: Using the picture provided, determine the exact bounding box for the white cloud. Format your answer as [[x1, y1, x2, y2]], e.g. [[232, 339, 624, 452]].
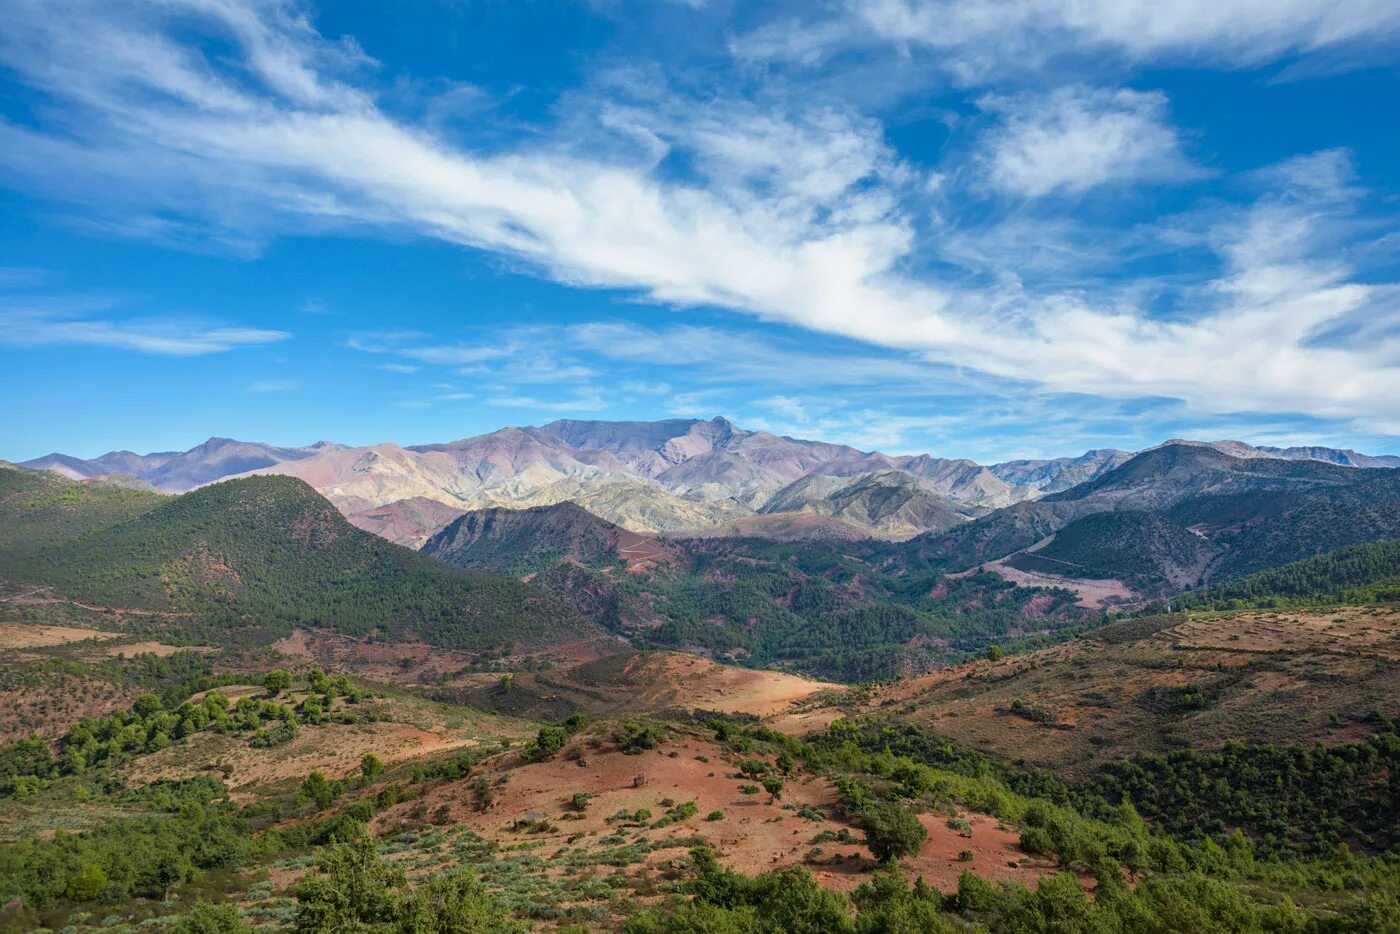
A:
[[488, 390, 608, 413], [620, 380, 671, 395], [0, 300, 290, 356], [978, 87, 1198, 198], [376, 362, 420, 374], [667, 391, 725, 418], [757, 395, 812, 424], [0, 1, 1397, 430], [746, 0, 1400, 76]]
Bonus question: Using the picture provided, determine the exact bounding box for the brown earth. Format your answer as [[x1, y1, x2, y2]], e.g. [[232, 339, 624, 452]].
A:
[[267, 629, 631, 688], [466, 651, 841, 722], [122, 691, 533, 800], [377, 733, 1054, 894], [952, 557, 1137, 610], [842, 605, 1400, 776], [0, 622, 123, 649], [0, 671, 141, 742], [104, 640, 217, 658]]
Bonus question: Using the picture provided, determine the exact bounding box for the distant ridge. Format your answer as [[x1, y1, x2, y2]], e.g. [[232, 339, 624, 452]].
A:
[[423, 501, 667, 574], [17, 421, 1399, 541], [910, 443, 1400, 595]]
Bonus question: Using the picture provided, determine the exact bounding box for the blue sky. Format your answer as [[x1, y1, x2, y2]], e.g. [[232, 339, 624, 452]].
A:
[[1, 0, 1398, 463]]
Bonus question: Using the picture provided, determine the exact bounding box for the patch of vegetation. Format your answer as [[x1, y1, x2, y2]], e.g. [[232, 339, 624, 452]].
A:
[[613, 719, 662, 753], [1165, 538, 1400, 611], [0, 469, 581, 650]]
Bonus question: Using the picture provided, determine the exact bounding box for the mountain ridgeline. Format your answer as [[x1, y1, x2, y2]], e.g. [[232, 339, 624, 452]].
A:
[[7, 429, 1400, 679], [25, 420, 1398, 547], [908, 443, 1400, 595], [422, 501, 642, 574], [0, 464, 589, 649]]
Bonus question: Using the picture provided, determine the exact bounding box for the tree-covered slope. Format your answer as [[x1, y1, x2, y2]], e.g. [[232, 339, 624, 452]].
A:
[[0, 465, 590, 649], [899, 445, 1400, 596], [1170, 538, 1400, 610], [1014, 511, 1217, 592], [517, 533, 1090, 682], [0, 461, 166, 547], [422, 501, 629, 574]]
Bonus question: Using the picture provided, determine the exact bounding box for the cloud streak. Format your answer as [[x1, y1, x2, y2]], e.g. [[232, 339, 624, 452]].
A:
[[736, 0, 1400, 76], [0, 300, 289, 356], [0, 0, 1396, 431]]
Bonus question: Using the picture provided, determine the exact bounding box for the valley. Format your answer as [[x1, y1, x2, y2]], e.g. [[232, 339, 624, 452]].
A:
[[1, 421, 1399, 932]]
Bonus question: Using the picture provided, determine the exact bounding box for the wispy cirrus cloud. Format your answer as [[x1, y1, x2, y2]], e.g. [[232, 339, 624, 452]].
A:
[[489, 390, 608, 413], [735, 0, 1400, 76], [977, 87, 1201, 198], [0, 297, 289, 356], [0, 0, 1396, 437]]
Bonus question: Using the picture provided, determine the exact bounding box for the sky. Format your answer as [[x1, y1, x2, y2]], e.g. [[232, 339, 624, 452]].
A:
[[1, 0, 1399, 464]]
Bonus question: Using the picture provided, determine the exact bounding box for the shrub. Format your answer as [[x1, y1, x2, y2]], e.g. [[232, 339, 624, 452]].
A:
[[525, 727, 569, 763], [173, 900, 250, 934], [263, 669, 292, 697], [614, 720, 661, 753], [360, 754, 384, 781], [861, 801, 928, 863]]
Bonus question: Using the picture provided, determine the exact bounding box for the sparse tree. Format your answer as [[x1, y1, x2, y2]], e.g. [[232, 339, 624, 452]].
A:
[[66, 863, 108, 901], [762, 777, 785, 803], [263, 669, 293, 697], [173, 901, 250, 934], [133, 694, 164, 718], [360, 753, 384, 782], [293, 830, 403, 933], [302, 771, 335, 810], [861, 800, 928, 864]]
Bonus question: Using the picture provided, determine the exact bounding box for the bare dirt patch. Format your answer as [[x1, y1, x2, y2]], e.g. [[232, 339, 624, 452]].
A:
[[124, 710, 522, 800], [958, 557, 1137, 609], [474, 652, 841, 722], [381, 733, 1052, 895], [844, 606, 1400, 776], [0, 622, 123, 649], [104, 640, 217, 658]]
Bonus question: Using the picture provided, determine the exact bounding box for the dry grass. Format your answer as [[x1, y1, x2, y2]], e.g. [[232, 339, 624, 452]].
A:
[[375, 730, 1054, 896], [849, 605, 1400, 776]]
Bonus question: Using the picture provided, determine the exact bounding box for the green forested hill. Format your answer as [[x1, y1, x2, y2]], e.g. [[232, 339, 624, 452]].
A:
[[899, 446, 1400, 597], [422, 501, 626, 574], [1171, 538, 1400, 610], [0, 465, 590, 649], [505, 531, 1090, 681], [0, 462, 165, 546], [1014, 511, 1216, 592]]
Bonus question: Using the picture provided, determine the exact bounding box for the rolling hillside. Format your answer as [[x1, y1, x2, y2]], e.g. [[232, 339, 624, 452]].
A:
[[422, 501, 668, 574], [0, 464, 591, 650], [845, 604, 1400, 776], [426, 508, 1091, 681], [22, 422, 1400, 544], [758, 470, 982, 536], [1170, 538, 1400, 610], [910, 444, 1400, 596]]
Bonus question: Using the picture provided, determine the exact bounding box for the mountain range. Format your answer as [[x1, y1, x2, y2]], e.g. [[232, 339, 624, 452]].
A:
[[18, 419, 1400, 546]]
